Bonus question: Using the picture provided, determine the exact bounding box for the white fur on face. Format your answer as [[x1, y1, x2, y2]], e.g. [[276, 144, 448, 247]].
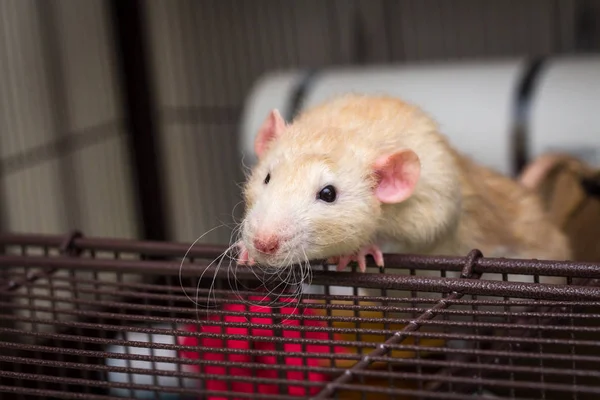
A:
[[242, 152, 380, 267]]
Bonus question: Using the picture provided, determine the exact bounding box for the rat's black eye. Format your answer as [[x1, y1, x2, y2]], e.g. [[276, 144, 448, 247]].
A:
[[264, 173, 271, 184], [318, 185, 337, 203]]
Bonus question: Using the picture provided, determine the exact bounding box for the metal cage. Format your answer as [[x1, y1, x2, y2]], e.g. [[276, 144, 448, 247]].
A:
[[1, 232, 600, 399]]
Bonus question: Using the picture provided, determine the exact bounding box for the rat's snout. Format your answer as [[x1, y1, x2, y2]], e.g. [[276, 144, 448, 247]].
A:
[[253, 234, 280, 255], [244, 207, 294, 262]]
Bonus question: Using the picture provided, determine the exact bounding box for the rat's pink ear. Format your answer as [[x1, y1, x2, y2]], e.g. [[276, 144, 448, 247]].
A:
[[373, 149, 421, 204], [254, 109, 286, 158]]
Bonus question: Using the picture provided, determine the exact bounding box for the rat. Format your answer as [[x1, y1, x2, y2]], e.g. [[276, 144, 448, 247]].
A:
[[235, 94, 572, 279]]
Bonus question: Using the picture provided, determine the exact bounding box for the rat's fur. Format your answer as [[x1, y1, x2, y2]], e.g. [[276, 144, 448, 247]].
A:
[[241, 94, 571, 272]]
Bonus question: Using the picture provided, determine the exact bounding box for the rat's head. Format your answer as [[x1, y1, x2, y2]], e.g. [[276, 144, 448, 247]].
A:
[[240, 109, 421, 267]]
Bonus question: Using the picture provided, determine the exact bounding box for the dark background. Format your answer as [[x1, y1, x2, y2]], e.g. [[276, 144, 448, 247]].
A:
[[0, 0, 598, 245]]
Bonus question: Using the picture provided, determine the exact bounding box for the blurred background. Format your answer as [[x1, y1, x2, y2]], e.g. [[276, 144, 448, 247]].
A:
[[0, 0, 599, 246]]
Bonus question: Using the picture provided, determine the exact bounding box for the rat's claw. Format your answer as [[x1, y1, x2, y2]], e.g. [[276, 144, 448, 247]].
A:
[[331, 244, 385, 273], [356, 244, 385, 272]]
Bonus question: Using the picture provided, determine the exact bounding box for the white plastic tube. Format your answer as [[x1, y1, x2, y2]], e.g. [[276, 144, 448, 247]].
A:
[[240, 59, 528, 176], [529, 55, 600, 167]]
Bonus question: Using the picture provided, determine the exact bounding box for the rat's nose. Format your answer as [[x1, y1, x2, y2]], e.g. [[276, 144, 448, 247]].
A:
[[253, 235, 280, 255]]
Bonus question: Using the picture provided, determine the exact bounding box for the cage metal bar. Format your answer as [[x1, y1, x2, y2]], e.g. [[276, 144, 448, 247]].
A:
[[7, 281, 600, 334], [0, 384, 303, 400], [3, 336, 600, 370], [3, 350, 599, 397], [4, 339, 599, 383], [1, 231, 81, 293], [4, 318, 598, 360], [9, 272, 600, 310], [331, 379, 600, 398], [0, 385, 127, 400], [0, 368, 313, 400], [109, 0, 168, 242], [9, 286, 600, 329], [9, 272, 600, 309], [511, 56, 547, 176], [2, 253, 600, 302], [2, 232, 600, 278], [335, 368, 600, 395], [7, 307, 600, 345], [423, 295, 590, 395]]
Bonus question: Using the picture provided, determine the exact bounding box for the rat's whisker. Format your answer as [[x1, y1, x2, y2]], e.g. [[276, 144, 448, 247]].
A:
[[259, 262, 299, 309], [227, 249, 284, 312], [221, 200, 244, 229], [240, 153, 253, 177], [197, 242, 237, 309], [229, 257, 251, 301], [228, 261, 253, 324], [300, 247, 312, 288], [228, 200, 246, 226], [205, 250, 230, 319], [271, 253, 297, 295], [284, 247, 311, 323], [245, 251, 294, 306], [287, 255, 311, 323], [180, 224, 230, 306], [258, 268, 290, 307], [305, 253, 314, 289], [278, 257, 300, 324]]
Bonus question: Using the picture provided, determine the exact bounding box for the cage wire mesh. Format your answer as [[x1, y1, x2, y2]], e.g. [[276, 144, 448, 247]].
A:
[[1, 0, 600, 399], [1, 232, 600, 399]]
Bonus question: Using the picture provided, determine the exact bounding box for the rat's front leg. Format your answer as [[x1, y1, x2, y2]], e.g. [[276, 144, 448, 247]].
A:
[[328, 244, 385, 273]]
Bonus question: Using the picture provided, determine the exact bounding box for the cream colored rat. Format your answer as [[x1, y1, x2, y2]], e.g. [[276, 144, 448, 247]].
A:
[[236, 94, 571, 275]]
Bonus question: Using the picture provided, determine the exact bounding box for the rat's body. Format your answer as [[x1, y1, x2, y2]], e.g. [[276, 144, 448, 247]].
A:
[[238, 94, 571, 273]]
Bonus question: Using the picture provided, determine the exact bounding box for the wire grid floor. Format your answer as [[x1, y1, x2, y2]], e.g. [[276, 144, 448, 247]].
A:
[[1, 232, 600, 400]]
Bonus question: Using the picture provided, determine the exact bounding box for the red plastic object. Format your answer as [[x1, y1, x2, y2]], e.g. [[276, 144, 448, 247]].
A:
[[179, 295, 345, 399]]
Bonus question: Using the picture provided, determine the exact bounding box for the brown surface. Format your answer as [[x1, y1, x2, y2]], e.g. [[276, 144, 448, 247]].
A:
[[519, 153, 600, 263]]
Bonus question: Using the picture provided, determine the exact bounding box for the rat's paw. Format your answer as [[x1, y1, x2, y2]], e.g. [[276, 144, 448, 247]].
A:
[[329, 244, 385, 273], [235, 241, 255, 266]]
